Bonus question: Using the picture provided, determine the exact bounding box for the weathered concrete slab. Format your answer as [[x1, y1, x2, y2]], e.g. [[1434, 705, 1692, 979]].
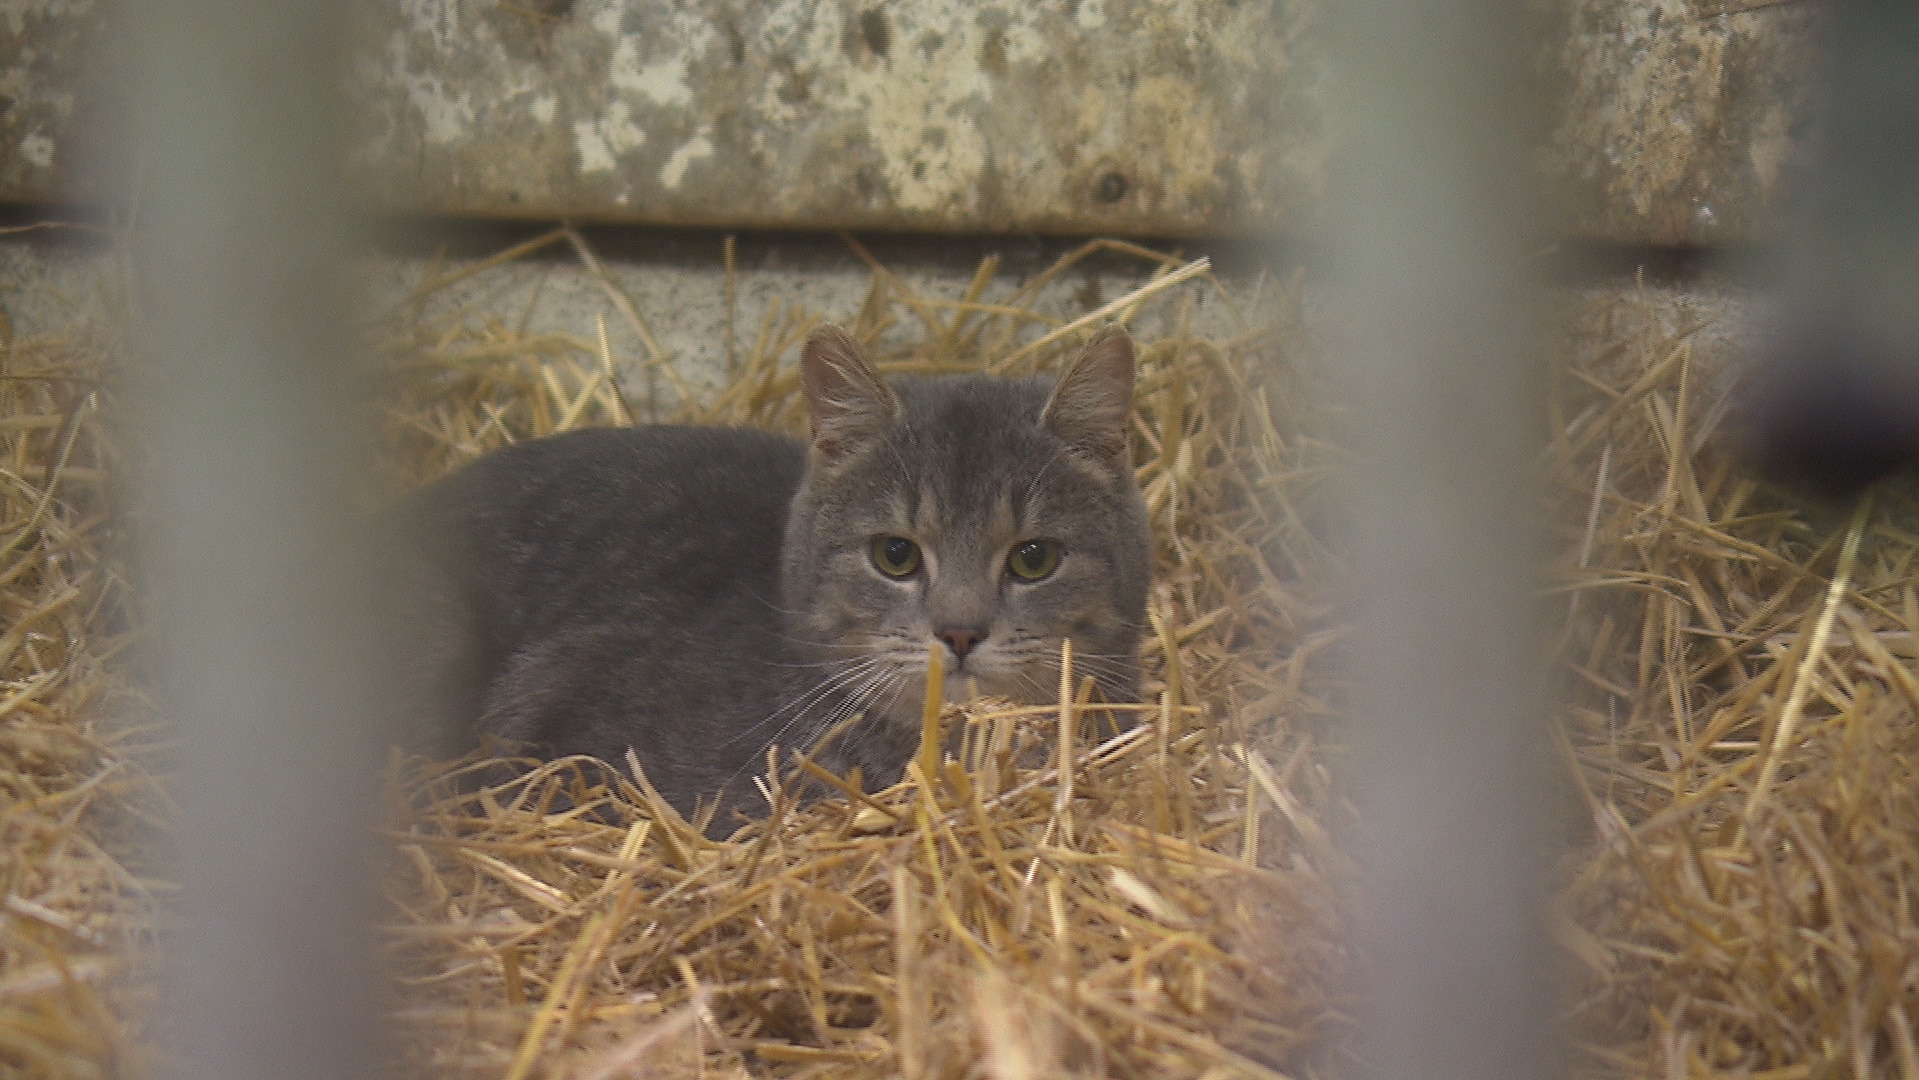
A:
[[3, 0, 1823, 244], [0, 229, 1262, 414], [1, 229, 1761, 403], [1, 0, 110, 200], [340, 0, 1326, 234], [1544, 0, 1820, 246]]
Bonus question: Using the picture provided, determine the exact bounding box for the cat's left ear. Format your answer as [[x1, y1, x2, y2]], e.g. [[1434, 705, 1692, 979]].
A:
[[1042, 325, 1136, 473], [801, 324, 899, 463]]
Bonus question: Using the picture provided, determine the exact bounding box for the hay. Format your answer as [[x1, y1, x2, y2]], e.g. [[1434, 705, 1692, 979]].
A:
[[372, 235, 1353, 1078], [1, 232, 1915, 1078], [1547, 293, 1919, 1077], [0, 267, 170, 1078]]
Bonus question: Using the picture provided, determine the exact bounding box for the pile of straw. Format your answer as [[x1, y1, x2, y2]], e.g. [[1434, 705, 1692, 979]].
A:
[[373, 235, 1354, 1078], [0, 232, 1913, 1078], [1548, 293, 1919, 1076], [0, 259, 170, 1077]]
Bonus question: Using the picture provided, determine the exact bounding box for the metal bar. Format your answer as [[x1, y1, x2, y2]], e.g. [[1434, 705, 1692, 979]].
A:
[[1753, 0, 1919, 493], [122, 3, 385, 1078], [1323, 1, 1556, 1077]]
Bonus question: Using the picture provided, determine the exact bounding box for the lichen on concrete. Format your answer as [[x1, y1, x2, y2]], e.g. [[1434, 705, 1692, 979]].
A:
[[1541, 0, 1820, 245], [341, 0, 1323, 234], [2, 0, 1825, 246], [0, 0, 100, 201]]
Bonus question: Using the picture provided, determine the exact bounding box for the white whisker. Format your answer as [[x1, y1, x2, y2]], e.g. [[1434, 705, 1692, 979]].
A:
[[720, 662, 901, 795], [717, 657, 887, 748]]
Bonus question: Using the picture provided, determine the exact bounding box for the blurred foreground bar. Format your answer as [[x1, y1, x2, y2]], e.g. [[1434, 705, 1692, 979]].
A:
[[1325, 1, 1555, 1079], [124, 2, 385, 1079]]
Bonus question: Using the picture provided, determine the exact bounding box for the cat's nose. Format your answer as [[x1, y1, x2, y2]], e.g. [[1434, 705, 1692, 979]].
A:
[[935, 626, 985, 661]]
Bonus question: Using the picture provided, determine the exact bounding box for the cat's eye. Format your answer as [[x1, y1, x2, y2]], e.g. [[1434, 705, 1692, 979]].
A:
[[871, 535, 922, 578], [1007, 539, 1062, 581]]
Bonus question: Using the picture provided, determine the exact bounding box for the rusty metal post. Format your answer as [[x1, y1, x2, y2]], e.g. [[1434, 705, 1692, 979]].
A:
[[1323, 1, 1557, 1078], [121, 2, 385, 1078]]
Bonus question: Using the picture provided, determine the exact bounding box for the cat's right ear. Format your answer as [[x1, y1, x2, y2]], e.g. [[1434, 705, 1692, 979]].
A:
[[1042, 325, 1137, 474], [801, 324, 899, 463]]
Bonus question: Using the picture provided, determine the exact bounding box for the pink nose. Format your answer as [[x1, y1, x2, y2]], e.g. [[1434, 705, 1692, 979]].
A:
[[936, 627, 983, 660]]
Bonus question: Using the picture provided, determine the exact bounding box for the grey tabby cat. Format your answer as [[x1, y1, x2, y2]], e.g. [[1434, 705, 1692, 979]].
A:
[[390, 324, 1152, 835]]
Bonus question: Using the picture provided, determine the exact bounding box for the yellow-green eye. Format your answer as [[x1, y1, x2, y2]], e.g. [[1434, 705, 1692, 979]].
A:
[[1007, 539, 1062, 581], [871, 535, 922, 578]]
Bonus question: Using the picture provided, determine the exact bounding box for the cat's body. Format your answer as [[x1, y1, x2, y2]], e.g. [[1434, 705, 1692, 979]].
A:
[[390, 425, 825, 814], [389, 326, 1151, 834]]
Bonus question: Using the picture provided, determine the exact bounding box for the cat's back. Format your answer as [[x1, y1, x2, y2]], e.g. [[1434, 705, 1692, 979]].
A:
[[420, 423, 804, 518], [400, 424, 807, 635]]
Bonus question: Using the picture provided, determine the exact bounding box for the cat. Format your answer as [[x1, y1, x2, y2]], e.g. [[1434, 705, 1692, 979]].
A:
[[386, 323, 1153, 836]]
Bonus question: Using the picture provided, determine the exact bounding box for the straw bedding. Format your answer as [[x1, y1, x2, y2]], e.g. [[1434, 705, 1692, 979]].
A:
[[0, 235, 1913, 1078]]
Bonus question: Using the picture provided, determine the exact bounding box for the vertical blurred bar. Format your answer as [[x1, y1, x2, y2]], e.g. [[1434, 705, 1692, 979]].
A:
[[1323, 1, 1554, 1079], [122, 3, 383, 1079], [1754, 0, 1919, 493]]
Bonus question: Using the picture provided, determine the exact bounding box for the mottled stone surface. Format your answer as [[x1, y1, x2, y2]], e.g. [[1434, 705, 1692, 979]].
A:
[[1542, 0, 1820, 246], [3, 0, 1822, 243], [1, 0, 112, 202], [338, 0, 1327, 235]]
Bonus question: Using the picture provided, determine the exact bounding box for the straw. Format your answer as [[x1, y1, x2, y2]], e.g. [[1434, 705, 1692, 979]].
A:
[[6, 231, 1916, 1078]]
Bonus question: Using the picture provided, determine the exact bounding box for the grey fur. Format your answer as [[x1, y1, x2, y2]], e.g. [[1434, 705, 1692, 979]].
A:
[[388, 325, 1151, 836]]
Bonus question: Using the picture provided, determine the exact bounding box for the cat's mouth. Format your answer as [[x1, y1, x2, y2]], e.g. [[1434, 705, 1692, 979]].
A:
[[941, 675, 986, 704], [863, 660, 1051, 734], [910, 670, 1031, 707], [873, 642, 1054, 714], [929, 657, 1048, 706]]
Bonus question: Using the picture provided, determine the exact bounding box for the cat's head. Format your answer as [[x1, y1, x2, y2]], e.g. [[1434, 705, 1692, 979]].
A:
[[780, 324, 1152, 729]]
